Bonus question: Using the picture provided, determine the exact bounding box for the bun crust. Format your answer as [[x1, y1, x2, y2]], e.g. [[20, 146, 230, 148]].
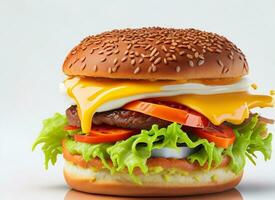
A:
[[63, 160, 243, 196], [63, 27, 248, 80]]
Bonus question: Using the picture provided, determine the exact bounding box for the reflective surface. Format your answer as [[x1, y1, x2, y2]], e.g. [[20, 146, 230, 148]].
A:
[[64, 189, 243, 200]]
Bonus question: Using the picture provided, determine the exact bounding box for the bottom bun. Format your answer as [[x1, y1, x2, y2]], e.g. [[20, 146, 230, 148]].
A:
[[64, 188, 243, 200], [64, 160, 243, 196]]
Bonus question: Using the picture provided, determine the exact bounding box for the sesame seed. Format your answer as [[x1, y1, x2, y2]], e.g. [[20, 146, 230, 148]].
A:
[[131, 59, 136, 66], [112, 65, 119, 73], [161, 45, 168, 52], [154, 51, 160, 57], [217, 60, 224, 67], [172, 54, 177, 61], [154, 57, 162, 65], [171, 42, 177, 46], [138, 58, 144, 63], [149, 56, 155, 62], [124, 50, 129, 55], [151, 64, 157, 72], [121, 56, 127, 62], [127, 44, 132, 50], [150, 48, 157, 57], [166, 53, 171, 57], [80, 63, 86, 70], [217, 44, 223, 49], [98, 50, 104, 55], [89, 49, 94, 54], [145, 44, 151, 50], [228, 54, 234, 60], [189, 60, 194, 67], [197, 59, 205, 66], [73, 58, 79, 64], [108, 67, 112, 74], [176, 66, 181, 72], [80, 56, 86, 62], [198, 54, 204, 60], [93, 65, 97, 72], [168, 57, 174, 61], [113, 58, 118, 65], [156, 40, 162, 44], [106, 51, 113, 56], [100, 57, 106, 62], [163, 58, 168, 65], [134, 67, 140, 74], [187, 54, 193, 59], [179, 51, 185, 56], [207, 47, 214, 52], [223, 67, 229, 73], [194, 52, 199, 58]]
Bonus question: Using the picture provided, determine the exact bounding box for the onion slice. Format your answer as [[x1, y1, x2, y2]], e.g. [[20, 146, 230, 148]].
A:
[[151, 147, 194, 159]]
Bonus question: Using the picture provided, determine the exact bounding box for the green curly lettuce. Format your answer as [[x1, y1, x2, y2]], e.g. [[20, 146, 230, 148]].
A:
[[224, 115, 272, 173], [33, 113, 272, 182], [65, 139, 112, 170], [107, 123, 217, 176], [32, 113, 68, 169]]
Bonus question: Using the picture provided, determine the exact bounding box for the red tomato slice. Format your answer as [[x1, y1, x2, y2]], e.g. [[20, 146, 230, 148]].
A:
[[64, 125, 80, 131], [74, 126, 137, 144], [123, 100, 209, 128], [192, 125, 236, 148]]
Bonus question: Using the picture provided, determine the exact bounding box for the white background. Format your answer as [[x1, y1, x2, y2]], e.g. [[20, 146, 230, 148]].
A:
[[0, 0, 275, 200]]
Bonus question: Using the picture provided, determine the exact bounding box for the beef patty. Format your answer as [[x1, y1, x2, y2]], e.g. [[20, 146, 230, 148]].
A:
[[66, 105, 170, 130]]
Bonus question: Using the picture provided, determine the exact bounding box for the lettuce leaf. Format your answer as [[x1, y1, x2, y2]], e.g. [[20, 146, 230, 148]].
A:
[[224, 115, 272, 173], [107, 123, 216, 176], [32, 113, 68, 169], [33, 113, 272, 181], [65, 139, 112, 170]]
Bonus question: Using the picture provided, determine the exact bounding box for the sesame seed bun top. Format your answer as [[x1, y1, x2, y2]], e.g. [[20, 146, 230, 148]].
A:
[[62, 27, 248, 80]]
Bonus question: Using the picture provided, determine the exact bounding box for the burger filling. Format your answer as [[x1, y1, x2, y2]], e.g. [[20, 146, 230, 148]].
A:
[[33, 77, 274, 184], [66, 105, 170, 130]]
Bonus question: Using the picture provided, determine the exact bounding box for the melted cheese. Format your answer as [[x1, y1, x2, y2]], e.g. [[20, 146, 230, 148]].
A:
[[64, 77, 273, 133], [159, 93, 273, 125], [64, 77, 163, 133]]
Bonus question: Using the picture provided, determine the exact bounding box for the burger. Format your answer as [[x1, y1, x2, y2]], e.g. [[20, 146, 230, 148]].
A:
[[33, 27, 274, 196]]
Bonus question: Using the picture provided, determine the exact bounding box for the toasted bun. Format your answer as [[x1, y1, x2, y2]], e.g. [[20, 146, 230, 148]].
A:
[[63, 27, 248, 80], [63, 160, 243, 197]]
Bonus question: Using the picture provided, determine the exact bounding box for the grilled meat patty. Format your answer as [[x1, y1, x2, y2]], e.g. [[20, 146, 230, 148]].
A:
[[66, 105, 170, 130]]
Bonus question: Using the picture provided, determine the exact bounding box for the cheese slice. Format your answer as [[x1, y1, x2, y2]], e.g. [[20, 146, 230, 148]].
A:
[[159, 93, 273, 126], [64, 77, 163, 133], [64, 77, 273, 133]]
